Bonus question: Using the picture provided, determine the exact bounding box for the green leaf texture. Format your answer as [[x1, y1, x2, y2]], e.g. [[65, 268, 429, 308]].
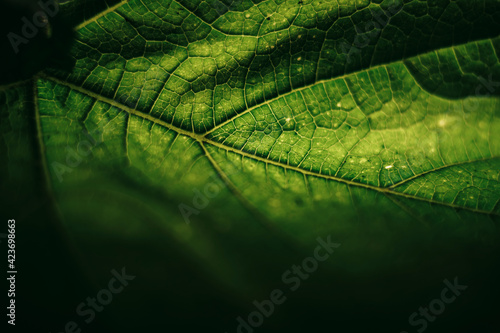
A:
[[1, 0, 500, 332]]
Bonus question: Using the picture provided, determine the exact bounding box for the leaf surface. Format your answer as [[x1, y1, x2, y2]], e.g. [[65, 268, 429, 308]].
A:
[[1, 0, 500, 331]]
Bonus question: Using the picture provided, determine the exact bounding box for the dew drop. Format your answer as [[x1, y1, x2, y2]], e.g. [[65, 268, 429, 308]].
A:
[[279, 117, 296, 131]]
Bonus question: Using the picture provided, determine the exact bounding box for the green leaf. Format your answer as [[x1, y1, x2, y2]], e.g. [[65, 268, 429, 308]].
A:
[[2, 0, 500, 331]]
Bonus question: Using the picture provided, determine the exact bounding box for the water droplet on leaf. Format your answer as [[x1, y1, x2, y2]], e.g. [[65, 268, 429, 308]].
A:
[[279, 117, 296, 131]]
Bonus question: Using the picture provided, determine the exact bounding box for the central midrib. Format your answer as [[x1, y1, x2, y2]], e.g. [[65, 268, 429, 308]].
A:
[[36, 73, 500, 216]]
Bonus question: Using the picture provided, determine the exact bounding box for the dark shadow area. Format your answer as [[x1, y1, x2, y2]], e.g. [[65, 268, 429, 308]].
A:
[[0, 0, 75, 85]]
